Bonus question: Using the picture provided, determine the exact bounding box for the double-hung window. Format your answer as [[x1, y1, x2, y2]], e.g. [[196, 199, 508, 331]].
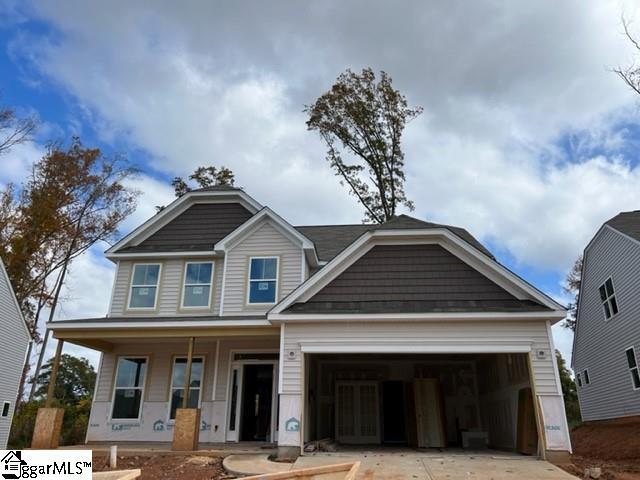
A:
[[112, 357, 147, 420], [129, 264, 161, 309], [169, 357, 203, 420], [583, 369, 590, 385], [182, 262, 213, 308], [247, 257, 278, 304], [625, 347, 640, 390], [599, 277, 619, 320], [576, 373, 582, 387]]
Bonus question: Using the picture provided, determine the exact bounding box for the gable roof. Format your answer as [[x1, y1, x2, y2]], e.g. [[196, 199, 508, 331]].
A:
[[270, 226, 566, 319], [106, 188, 262, 258], [605, 211, 640, 243], [296, 215, 493, 263], [285, 243, 548, 314]]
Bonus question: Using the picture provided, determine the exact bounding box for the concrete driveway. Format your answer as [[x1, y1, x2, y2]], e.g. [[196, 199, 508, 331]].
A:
[[293, 450, 578, 480]]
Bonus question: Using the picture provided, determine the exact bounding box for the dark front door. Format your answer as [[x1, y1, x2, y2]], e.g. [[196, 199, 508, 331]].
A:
[[382, 380, 407, 443], [241, 364, 274, 441]]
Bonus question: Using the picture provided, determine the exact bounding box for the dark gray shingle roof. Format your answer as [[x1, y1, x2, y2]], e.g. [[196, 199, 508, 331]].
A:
[[606, 211, 640, 242], [295, 214, 493, 262]]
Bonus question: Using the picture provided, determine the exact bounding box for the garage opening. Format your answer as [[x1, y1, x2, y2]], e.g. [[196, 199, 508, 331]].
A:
[[305, 353, 539, 454]]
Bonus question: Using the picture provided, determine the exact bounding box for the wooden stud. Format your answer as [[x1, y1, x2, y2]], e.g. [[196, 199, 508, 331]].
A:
[[182, 337, 195, 409], [45, 340, 64, 407]]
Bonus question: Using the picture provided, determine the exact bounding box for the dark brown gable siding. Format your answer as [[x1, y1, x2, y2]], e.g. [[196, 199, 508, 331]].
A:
[[118, 203, 253, 253], [286, 244, 548, 313]]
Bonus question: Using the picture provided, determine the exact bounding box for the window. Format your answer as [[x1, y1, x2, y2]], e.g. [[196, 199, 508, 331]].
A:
[[576, 373, 582, 387], [599, 277, 619, 320], [1, 402, 9, 417], [169, 357, 203, 420], [129, 264, 161, 309], [247, 257, 278, 304], [112, 357, 147, 420], [625, 347, 640, 390], [182, 262, 213, 308], [584, 369, 590, 385]]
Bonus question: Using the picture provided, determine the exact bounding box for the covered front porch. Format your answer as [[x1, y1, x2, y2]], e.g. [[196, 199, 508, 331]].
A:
[[48, 318, 281, 448]]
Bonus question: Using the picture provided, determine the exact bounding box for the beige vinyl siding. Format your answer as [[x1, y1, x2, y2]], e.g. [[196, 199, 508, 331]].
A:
[[96, 341, 217, 403], [281, 320, 559, 396], [0, 263, 30, 448], [222, 220, 303, 315], [574, 227, 640, 421], [109, 258, 223, 316]]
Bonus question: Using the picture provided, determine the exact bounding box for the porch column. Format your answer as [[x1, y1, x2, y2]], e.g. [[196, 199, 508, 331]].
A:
[[172, 336, 201, 451], [31, 339, 65, 449]]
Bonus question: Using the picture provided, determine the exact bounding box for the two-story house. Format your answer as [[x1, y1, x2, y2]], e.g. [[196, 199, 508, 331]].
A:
[[48, 187, 571, 459], [573, 211, 640, 421], [0, 257, 32, 448]]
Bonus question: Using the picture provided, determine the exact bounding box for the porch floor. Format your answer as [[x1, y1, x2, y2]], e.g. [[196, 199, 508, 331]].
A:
[[59, 441, 277, 457]]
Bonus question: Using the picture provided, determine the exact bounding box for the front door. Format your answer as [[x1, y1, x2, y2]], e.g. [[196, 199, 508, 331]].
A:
[[240, 364, 274, 441]]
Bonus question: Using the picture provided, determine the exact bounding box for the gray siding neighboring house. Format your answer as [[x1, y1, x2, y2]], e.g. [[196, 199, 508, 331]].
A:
[[0, 258, 31, 448], [573, 211, 640, 421]]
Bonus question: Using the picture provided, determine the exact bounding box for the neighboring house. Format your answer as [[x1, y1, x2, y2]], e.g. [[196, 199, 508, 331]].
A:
[[48, 187, 571, 458], [0, 258, 31, 449], [573, 211, 640, 421]]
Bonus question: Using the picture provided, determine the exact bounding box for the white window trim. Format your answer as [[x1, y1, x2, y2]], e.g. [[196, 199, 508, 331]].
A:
[[180, 261, 214, 309], [167, 355, 205, 423], [625, 346, 640, 391], [1, 401, 10, 417], [583, 369, 590, 385], [110, 356, 149, 422], [246, 256, 279, 306], [600, 276, 619, 322], [128, 263, 162, 311]]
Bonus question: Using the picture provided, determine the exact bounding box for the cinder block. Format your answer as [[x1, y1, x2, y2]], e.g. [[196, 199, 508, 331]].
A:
[[31, 407, 64, 449], [172, 408, 201, 451]]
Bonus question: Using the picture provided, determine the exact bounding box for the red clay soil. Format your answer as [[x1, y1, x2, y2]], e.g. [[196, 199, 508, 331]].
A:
[[92, 454, 232, 480], [559, 417, 640, 480]]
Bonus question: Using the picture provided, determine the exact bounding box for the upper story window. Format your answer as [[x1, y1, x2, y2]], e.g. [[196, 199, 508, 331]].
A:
[[112, 357, 147, 420], [129, 264, 161, 309], [169, 357, 203, 420], [583, 369, 590, 385], [247, 257, 278, 304], [576, 372, 582, 387], [625, 347, 640, 390], [182, 262, 213, 309], [599, 277, 619, 320]]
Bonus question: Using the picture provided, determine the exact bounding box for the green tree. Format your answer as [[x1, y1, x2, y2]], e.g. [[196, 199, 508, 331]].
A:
[[305, 68, 423, 223], [8, 355, 96, 449], [171, 165, 235, 197], [562, 256, 582, 332], [556, 350, 581, 428], [33, 354, 96, 403]]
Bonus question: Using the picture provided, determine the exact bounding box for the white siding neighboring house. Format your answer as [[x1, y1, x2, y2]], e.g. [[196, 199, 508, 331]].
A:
[[0, 258, 32, 448], [47, 187, 571, 459], [573, 211, 640, 421]]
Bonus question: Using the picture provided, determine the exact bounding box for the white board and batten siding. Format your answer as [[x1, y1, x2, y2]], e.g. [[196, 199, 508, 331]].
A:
[[281, 320, 561, 395], [221, 220, 304, 315], [0, 260, 30, 449], [574, 226, 640, 421], [109, 257, 224, 316]]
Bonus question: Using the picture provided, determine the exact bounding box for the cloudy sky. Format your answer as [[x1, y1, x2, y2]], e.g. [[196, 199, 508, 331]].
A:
[[2, 0, 640, 368]]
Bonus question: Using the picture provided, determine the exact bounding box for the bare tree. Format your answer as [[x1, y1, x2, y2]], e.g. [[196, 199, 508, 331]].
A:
[[0, 100, 37, 156], [613, 18, 640, 95]]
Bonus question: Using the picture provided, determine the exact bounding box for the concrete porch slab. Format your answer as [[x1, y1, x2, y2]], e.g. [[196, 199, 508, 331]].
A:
[[223, 453, 292, 476], [92, 469, 141, 480]]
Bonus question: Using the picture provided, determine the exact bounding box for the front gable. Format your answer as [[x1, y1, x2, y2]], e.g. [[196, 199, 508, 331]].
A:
[[285, 244, 546, 314], [271, 228, 564, 320]]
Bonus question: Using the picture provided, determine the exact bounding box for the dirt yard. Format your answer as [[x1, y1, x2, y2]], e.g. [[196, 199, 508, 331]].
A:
[[560, 416, 640, 479], [92, 454, 232, 480]]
